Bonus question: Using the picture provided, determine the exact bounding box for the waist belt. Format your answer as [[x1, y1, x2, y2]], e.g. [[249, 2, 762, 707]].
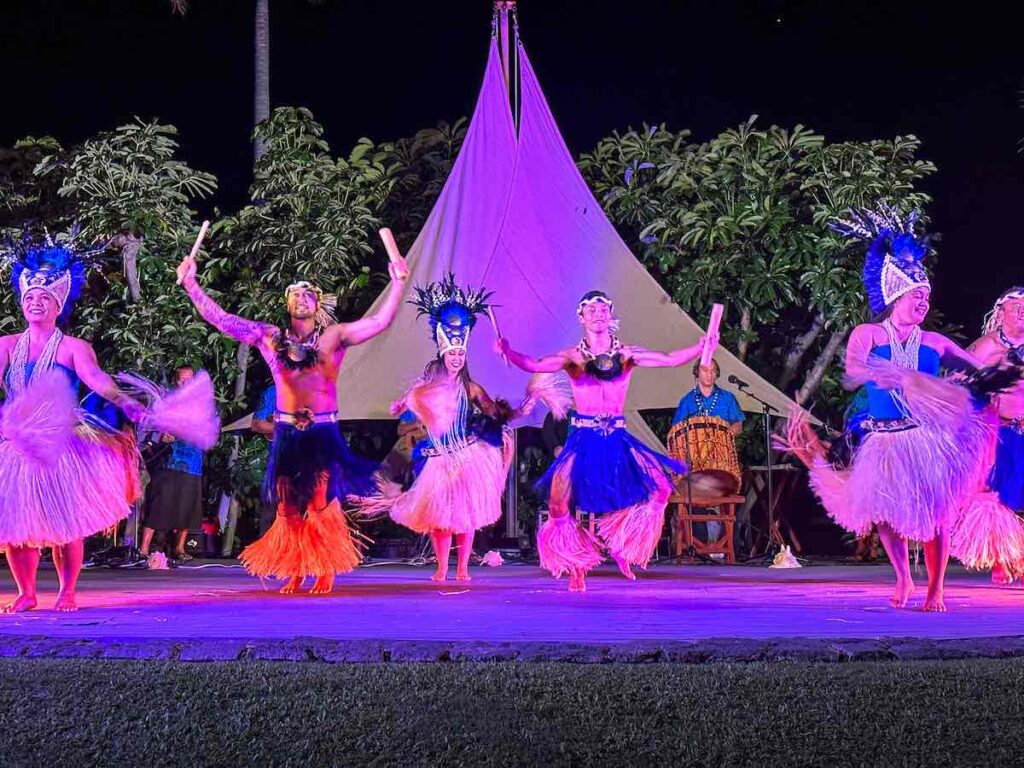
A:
[[570, 413, 626, 435], [864, 416, 917, 434], [273, 409, 339, 431], [1003, 417, 1024, 434], [419, 435, 479, 458]]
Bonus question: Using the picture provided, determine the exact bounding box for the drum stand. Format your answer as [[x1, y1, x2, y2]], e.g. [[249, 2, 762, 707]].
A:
[[671, 419, 718, 565]]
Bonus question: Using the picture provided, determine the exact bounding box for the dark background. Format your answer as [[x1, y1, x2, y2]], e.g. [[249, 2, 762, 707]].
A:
[[2, 0, 1021, 332]]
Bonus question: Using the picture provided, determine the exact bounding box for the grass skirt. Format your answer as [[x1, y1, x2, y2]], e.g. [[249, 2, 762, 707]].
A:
[[805, 371, 994, 541], [990, 424, 1024, 511], [535, 423, 678, 575], [264, 422, 378, 514], [384, 433, 512, 534], [0, 390, 141, 549], [535, 423, 683, 515], [240, 500, 363, 578], [951, 491, 1024, 575]]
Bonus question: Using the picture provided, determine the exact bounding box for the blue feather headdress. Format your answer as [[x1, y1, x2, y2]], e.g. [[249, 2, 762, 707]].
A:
[[3, 226, 106, 323], [829, 205, 931, 317], [410, 273, 492, 355]]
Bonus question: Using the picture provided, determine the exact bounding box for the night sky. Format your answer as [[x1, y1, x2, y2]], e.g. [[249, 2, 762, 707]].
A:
[[2, 0, 1021, 334]]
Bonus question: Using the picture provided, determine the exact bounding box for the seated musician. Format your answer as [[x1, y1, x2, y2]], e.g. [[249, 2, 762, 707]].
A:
[[672, 358, 743, 544], [672, 359, 743, 437]]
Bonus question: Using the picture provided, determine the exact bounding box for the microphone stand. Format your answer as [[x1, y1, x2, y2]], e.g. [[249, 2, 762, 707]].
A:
[[731, 380, 783, 561]]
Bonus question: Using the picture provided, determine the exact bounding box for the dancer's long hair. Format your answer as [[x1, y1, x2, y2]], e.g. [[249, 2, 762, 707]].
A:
[[421, 355, 473, 394]]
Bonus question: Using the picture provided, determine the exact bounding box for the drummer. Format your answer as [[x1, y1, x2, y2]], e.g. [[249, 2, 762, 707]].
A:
[[672, 359, 743, 437], [672, 358, 744, 544]]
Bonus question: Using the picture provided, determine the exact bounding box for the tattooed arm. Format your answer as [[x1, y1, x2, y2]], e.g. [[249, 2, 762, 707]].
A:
[[177, 251, 272, 346]]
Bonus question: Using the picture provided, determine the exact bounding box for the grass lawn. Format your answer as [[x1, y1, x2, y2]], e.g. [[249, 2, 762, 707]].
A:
[[1, 658, 1022, 767]]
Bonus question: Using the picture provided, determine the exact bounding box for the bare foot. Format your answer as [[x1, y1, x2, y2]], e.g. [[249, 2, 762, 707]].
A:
[[1, 595, 38, 614], [54, 591, 78, 612], [992, 561, 1014, 586], [612, 552, 636, 581], [455, 570, 472, 582], [431, 568, 448, 582], [568, 568, 587, 593], [889, 578, 915, 608], [280, 576, 303, 594], [923, 589, 946, 612], [309, 575, 334, 595]]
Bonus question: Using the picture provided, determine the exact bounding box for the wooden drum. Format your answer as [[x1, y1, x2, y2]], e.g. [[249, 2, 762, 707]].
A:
[[667, 415, 741, 496]]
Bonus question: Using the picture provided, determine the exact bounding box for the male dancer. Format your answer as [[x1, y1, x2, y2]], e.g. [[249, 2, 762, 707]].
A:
[[497, 290, 710, 592], [968, 287, 1024, 583], [177, 242, 408, 594]]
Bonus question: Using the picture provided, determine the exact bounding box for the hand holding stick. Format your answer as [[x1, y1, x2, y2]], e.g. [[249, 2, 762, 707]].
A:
[[700, 303, 724, 368], [379, 228, 410, 281], [176, 220, 210, 286]]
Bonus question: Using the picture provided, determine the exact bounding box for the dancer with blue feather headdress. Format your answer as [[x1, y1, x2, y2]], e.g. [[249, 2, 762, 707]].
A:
[[357, 274, 531, 581], [782, 205, 1019, 611], [0, 229, 218, 613]]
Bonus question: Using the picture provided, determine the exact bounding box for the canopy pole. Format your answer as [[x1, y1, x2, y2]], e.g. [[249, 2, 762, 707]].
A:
[[495, 1, 515, 90]]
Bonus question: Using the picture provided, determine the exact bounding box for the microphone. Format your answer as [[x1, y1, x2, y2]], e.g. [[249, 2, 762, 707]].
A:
[[728, 374, 749, 388]]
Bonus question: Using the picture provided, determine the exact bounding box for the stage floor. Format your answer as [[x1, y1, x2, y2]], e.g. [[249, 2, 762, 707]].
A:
[[1, 561, 1023, 662]]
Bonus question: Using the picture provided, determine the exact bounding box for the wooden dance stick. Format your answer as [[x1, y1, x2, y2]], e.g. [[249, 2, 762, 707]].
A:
[[177, 220, 210, 285], [378, 227, 401, 263], [700, 303, 724, 368], [486, 306, 509, 367], [378, 227, 410, 281]]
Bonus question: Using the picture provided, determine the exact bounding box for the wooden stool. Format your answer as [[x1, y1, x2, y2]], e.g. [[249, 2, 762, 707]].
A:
[[669, 493, 745, 563]]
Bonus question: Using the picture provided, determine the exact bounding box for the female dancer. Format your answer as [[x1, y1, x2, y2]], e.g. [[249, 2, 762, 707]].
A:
[[367, 276, 529, 581], [784, 208, 1000, 612]]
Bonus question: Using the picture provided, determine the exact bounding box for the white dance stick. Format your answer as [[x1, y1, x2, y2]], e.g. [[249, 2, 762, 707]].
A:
[[700, 303, 724, 368], [379, 227, 401, 264], [177, 220, 210, 285]]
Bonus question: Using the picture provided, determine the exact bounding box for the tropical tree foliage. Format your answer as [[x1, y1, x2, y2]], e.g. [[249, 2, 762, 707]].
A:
[[578, 117, 937, 418], [206, 107, 395, 405]]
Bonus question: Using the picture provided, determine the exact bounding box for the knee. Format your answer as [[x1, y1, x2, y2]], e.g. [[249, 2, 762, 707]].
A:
[[548, 494, 571, 519]]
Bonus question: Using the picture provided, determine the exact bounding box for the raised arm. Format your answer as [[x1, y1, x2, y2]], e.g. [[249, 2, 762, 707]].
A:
[[177, 252, 271, 346], [69, 340, 145, 422], [333, 268, 408, 347], [496, 337, 569, 374], [626, 337, 707, 369]]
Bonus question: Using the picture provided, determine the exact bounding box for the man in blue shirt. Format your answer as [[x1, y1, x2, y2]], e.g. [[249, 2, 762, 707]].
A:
[[673, 359, 744, 436], [139, 367, 205, 560], [672, 359, 743, 544]]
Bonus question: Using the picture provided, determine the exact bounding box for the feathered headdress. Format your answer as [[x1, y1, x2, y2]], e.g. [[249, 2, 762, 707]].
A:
[[411, 273, 492, 355], [982, 286, 1024, 335], [829, 205, 931, 317], [3, 226, 106, 323]]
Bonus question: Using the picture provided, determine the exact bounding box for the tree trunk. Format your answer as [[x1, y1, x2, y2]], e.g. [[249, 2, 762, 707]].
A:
[[737, 307, 752, 362], [222, 0, 270, 555], [253, 0, 271, 161], [795, 329, 848, 406], [110, 233, 143, 303], [777, 313, 824, 391]]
